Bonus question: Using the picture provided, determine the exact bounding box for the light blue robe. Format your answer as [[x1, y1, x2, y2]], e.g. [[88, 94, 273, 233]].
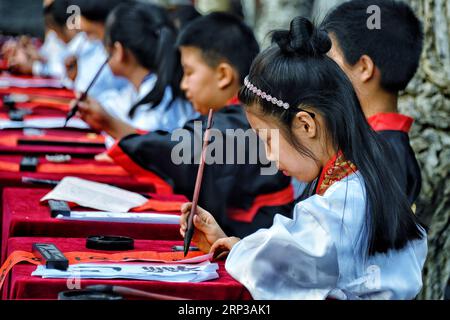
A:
[[100, 73, 198, 148], [226, 172, 427, 300]]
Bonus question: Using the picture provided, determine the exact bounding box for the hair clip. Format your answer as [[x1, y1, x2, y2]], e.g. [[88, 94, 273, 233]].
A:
[[244, 76, 290, 110]]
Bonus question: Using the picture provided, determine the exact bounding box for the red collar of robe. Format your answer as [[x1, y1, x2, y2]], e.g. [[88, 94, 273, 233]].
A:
[[367, 113, 414, 133], [316, 151, 358, 196]]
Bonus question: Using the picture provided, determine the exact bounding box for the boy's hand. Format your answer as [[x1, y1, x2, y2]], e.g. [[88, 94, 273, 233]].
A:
[[2, 40, 18, 59], [8, 49, 33, 74], [76, 95, 137, 139], [180, 203, 228, 253], [24, 44, 40, 61]]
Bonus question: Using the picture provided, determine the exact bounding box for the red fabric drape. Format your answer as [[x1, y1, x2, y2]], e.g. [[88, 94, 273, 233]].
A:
[[0, 129, 106, 155], [0, 157, 129, 176], [367, 113, 414, 133], [4, 237, 252, 300], [0, 87, 75, 99], [108, 140, 174, 195], [228, 185, 294, 223], [1, 188, 188, 263]]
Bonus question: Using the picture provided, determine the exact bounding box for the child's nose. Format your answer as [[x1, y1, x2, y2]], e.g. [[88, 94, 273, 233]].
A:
[[180, 75, 188, 92]]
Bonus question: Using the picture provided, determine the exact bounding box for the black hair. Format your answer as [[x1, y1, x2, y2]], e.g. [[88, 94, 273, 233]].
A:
[[176, 12, 260, 85], [43, 2, 54, 16], [105, 2, 182, 118], [45, 0, 74, 38], [167, 4, 201, 31], [43, 2, 57, 29], [321, 0, 423, 93], [70, 0, 130, 23], [239, 17, 425, 256], [49, 0, 70, 27]]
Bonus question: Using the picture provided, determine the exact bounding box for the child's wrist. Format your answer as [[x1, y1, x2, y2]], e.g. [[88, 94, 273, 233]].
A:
[[108, 117, 138, 140]]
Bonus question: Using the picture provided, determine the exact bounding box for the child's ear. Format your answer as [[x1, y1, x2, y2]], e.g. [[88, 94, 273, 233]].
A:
[[113, 41, 127, 63], [294, 110, 317, 138], [216, 62, 236, 90], [357, 54, 376, 83]]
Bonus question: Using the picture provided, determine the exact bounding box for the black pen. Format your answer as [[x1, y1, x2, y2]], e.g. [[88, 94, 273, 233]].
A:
[[63, 57, 110, 127]]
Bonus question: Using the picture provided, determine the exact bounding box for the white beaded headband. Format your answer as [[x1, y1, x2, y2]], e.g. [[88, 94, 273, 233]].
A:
[[244, 76, 290, 110]]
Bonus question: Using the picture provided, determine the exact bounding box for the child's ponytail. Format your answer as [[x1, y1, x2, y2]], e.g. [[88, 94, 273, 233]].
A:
[[104, 2, 183, 119], [128, 24, 181, 118]]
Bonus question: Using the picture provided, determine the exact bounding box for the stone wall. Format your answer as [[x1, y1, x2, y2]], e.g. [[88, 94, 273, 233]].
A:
[[401, 0, 450, 300]]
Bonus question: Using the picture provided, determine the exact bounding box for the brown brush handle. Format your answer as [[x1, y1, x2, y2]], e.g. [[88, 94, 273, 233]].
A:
[[86, 285, 190, 300], [184, 109, 214, 256]]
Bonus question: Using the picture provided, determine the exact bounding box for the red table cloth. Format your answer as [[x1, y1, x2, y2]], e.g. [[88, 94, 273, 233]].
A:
[[3, 237, 252, 300], [1, 188, 187, 262], [0, 154, 128, 175], [0, 86, 75, 100], [0, 99, 70, 119], [0, 154, 128, 176], [0, 90, 71, 114], [0, 171, 158, 192], [0, 154, 170, 192], [0, 129, 106, 156], [0, 73, 64, 86], [0, 113, 82, 122], [0, 86, 72, 118]]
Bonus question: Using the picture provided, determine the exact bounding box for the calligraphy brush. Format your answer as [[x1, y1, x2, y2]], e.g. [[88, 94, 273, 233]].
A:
[[63, 57, 110, 127], [184, 109, 214, 257]]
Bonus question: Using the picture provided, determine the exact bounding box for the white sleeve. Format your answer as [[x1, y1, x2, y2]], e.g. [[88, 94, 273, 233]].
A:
[[225, 173, 428, 300], [95, 88, 134, 124], [32, 60, 66, 79], [225, 205, 340, 300]]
